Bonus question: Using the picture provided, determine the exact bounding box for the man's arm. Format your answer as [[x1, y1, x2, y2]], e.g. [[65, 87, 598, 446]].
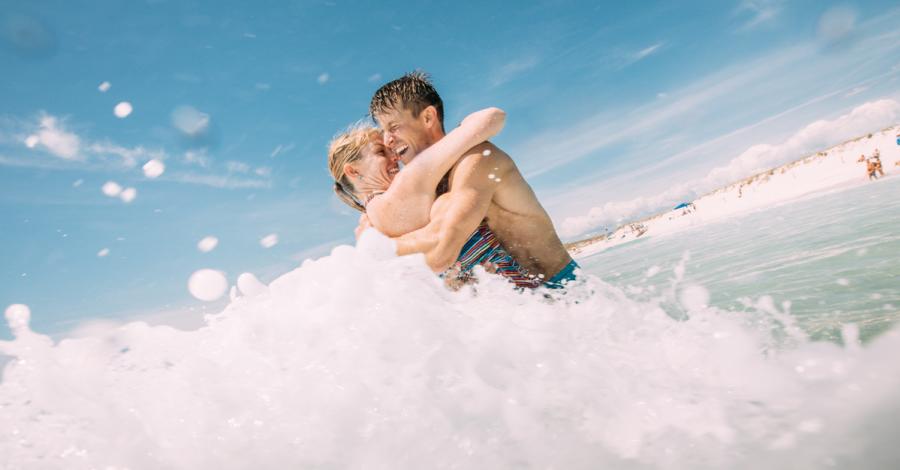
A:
[[394, 143, 511, 272], [366, 109, 505, 238]]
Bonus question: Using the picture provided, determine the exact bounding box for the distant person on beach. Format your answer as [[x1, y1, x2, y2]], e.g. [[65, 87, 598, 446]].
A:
[[866, 159, 878, 180], [859, 152, 881, 180], [872, 150, 884, 177], [327, 72, 577, 289]]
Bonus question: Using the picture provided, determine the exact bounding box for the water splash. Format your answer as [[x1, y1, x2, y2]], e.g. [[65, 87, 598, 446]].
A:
[[2, 232, 899, 469]]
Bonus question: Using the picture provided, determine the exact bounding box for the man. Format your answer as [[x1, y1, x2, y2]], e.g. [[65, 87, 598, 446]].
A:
[[364, 72, 578, 288]]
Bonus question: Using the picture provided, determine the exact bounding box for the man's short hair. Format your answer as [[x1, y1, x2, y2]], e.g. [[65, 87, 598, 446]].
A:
[[369, 71, 444, 131]]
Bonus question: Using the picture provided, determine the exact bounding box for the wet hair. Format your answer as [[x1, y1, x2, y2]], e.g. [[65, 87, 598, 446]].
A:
[[369, 71, 444, 132], [327, 123, 381, 212]]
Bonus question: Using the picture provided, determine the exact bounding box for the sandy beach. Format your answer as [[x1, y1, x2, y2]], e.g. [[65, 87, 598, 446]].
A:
[[569, 125, 900, 258]]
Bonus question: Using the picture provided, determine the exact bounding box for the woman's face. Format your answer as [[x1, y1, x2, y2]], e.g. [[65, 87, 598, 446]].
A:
[[352, 138, 400, 192]]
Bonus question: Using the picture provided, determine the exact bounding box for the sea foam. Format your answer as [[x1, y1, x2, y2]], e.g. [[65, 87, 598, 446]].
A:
[[1, 231, 899, 469]]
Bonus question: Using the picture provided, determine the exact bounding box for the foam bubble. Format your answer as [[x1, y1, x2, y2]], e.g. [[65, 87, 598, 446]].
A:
[[260, 233, 278, 248], [187, 269, 228, 301], [113, 102, 133, 118], [142, 159, 165, 178], [237, 272, 267, 297], [119, 187, 137, 203], [171, 106, 210, 136], [197, 236, 219, 253], [4, 303, 30, 334], [817, 6, 857, 45], [101, 181, 123, 197]]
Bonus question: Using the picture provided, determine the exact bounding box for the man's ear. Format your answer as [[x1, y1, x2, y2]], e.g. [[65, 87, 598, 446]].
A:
[[422, 105, 438, 129]]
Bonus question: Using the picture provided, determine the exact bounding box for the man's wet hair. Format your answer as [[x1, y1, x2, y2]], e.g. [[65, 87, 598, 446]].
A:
[[369, 71, 444, 132]]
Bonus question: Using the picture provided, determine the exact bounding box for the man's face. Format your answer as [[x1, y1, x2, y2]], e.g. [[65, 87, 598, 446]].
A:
[[375, 107, 432, 165]]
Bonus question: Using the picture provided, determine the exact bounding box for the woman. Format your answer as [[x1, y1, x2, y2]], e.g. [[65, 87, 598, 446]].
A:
[[327, 108, 543, 289]]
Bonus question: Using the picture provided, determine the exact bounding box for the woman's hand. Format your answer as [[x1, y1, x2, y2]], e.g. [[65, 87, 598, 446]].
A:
[[459, 107, 506, 142]]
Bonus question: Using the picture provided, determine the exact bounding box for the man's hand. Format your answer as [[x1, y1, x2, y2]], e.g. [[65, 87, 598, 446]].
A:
[[355, 213, 373, 239]]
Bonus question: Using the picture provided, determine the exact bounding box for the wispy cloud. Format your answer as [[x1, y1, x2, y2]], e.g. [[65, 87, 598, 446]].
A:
[[183, 149, 212, 168], [734, 0, 783, 32], [1, 112, 274, 190], [165, 172, 272, 189], [490, 56, 540, 87], [88, 141, 166, 169], [512, 43, 805, 179], [625, 42, 664, 67], [1, 112, 168, 170], [225, 160, 251, 173]]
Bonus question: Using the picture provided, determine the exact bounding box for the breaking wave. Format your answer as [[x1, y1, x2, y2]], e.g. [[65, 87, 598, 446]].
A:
[[2, 232, 899, 469]]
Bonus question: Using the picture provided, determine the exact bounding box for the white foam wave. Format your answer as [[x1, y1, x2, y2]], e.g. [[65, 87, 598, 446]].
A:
[[1, 232, 899, 469]]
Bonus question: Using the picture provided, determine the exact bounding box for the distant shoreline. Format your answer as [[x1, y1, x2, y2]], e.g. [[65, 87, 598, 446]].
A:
[[567, 124, 900, 258]]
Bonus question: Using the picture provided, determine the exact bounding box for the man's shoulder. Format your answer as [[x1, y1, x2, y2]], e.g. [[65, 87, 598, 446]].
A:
[[451, 141, 513, 174]]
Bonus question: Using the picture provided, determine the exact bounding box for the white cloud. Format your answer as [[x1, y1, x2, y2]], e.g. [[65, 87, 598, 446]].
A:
[[254, 166, 272, 177], [33, 114, 81, 160], [317, 73, 330, 84], [368, 73, 382, 83], [560, 99, 900, 237], [701, 99, 900, 188]]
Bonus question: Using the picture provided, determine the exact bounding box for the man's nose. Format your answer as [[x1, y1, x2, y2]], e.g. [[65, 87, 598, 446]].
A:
[[383, 131, 394, 148]]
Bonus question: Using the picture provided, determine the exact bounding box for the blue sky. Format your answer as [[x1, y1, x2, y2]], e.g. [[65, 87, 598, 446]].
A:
[[2, 0, 899, 336]]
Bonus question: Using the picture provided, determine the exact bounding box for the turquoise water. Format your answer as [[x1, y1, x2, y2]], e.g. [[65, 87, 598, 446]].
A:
[[580, 175, 900, 343]]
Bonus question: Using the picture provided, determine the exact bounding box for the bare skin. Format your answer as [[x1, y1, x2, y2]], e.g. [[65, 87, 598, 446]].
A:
[[378, 106, 572, 279]]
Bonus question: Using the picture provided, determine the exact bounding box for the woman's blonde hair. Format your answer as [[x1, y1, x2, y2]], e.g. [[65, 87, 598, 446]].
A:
[[327, 123, 381, 212]]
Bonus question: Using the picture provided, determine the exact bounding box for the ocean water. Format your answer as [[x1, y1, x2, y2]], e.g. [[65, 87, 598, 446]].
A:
[[579, 175, 900, 343], [2, 180, 900, 469]]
